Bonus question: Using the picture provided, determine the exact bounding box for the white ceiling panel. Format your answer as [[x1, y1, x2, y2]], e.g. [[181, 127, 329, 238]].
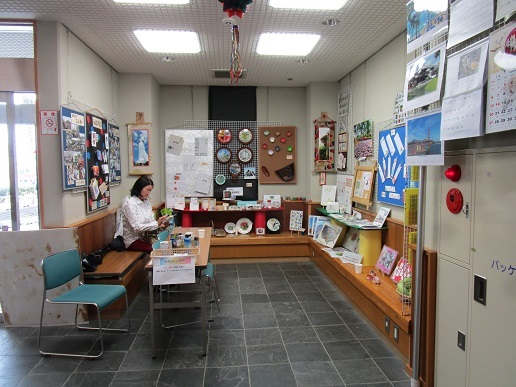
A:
[[0, 0, 407, 87]]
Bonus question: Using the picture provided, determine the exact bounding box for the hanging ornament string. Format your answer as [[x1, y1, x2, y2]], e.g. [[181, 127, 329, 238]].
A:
[[230, 25, 243, 84]]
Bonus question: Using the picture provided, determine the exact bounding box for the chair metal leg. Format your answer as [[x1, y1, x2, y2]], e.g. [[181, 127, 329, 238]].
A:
[[38, 293, 130, 358]]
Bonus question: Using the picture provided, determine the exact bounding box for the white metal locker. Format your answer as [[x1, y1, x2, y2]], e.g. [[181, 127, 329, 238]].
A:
[[468, 150, 516, 386], [435, 258, 469, 387]]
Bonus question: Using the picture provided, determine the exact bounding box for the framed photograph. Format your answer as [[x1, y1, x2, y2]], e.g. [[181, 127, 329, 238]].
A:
[[128, 123, 152, 175], [406, 110, 444, 166], [376, 245, 399, 275], [216, 128, 232, 144], [237, 147, 253, 163], [238, 127, 253, 144], [216, 147, 232, 163]]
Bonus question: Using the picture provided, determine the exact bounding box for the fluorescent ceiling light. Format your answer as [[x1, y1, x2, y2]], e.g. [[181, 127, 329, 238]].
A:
[[134, 30, 200, 53], [114, 0, 189, 4], [0, 25, 33, 32], [257, 33, 320, 56], [269, 0, 347, 10]]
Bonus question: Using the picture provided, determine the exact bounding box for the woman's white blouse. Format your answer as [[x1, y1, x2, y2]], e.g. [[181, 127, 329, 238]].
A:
[[121, 196, 158, 247]]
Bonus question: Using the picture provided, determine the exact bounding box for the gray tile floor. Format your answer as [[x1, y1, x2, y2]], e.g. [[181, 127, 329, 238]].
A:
[[0, 261, 411, 386]]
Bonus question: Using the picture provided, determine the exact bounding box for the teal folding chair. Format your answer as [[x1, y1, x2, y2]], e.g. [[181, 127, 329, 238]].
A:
[[38, 249, 130, 358]]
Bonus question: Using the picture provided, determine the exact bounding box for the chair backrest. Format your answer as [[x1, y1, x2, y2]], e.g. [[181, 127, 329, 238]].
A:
[[42, 249, 82, 290]]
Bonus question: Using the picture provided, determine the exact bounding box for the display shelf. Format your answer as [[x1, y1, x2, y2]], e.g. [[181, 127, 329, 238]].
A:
[[316, 207, 384, 266]]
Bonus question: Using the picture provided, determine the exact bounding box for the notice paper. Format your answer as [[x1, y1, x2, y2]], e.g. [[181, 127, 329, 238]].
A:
[[152, 255, 195, 285]]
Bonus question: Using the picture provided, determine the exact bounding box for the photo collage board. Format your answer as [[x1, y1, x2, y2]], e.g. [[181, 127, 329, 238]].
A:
[[85, 112, 110, 213], [60, 106, 120, 212]]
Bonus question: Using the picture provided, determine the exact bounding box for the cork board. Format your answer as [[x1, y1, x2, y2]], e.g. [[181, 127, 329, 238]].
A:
[[259, 126, 297, 184]]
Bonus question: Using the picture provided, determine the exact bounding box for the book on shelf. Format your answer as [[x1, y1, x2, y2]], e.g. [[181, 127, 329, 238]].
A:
[[312, 216, 331, 239], [315, 222, 343, 248], [342, 228, 360, 253]]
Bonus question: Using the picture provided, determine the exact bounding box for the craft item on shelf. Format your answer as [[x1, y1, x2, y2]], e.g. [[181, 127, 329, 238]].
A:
[[342, 228, 360, 253], [215, 174, 226, 185], [224, 222, 236, 234], [376, 245, 399, 275], [238, 147, 253, 163], [390, 256, 412, 284], [315, 222, 343, 248], [236, 217, 253, 234], [267, 218, 281, 233], [216, 147, 232, 163], [217, 128, 232, 144], [289, 210, 303, 231]]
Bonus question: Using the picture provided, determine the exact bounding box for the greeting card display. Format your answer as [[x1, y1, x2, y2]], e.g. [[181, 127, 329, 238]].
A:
[[376, 245, 399, 275], [390, 257, 413, 284]]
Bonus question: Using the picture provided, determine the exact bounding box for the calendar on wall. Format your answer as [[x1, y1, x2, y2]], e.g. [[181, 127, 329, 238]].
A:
[[486, 22, 516, 134]]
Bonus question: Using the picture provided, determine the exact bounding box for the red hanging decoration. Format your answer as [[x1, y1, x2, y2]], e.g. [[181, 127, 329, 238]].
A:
[[218, 0, 253, 18], [230, 25, 243, 84]]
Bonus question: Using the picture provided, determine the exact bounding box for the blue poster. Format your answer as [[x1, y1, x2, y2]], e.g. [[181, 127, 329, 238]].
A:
[[377, 126, 406, 207]]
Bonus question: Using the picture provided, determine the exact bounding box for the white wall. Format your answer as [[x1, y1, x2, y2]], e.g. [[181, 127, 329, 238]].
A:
[[37, 21, 121, 226]]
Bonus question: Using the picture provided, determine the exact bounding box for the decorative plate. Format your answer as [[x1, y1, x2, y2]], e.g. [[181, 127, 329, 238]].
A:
[[236, 217, 253, 234], [238, 147, 253, 163], [216, 128, 232, 144], [228, 162, 241, 177], [224, 222, 236, 234], [216, 147, 232, 163], [215, 174, 226, 185], [238, 128, 253, 144], [267, 218, 281, 232]]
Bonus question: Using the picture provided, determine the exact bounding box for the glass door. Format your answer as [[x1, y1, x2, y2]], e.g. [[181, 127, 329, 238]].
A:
[[0, 92, 39, 231]]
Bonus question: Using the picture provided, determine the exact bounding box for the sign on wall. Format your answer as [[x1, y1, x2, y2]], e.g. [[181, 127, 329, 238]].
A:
[[377, 126, 406, 207]]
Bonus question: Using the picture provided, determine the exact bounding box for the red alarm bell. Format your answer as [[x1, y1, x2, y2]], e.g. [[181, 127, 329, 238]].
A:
[[446, 188, 463, 214], [445, 164, 461, 182]]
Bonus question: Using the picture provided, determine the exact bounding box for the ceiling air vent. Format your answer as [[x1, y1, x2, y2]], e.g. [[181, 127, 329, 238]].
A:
[[211, 68, 247, 79]]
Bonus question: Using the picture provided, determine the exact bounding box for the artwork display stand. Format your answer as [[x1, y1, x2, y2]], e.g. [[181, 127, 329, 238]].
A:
[[351, 164, 377, 209]]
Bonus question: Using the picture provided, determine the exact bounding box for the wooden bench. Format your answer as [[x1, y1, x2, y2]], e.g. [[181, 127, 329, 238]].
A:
[[83, 250, 148, 319]]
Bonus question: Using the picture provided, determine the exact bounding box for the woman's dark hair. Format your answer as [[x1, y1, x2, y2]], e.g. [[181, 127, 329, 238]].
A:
[[130, 176, 154, 197]]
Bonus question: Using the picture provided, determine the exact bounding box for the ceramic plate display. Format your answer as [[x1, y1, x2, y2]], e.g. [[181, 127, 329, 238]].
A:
[[267, 218, 281, 232], [224, 222, 236, 234], [216, 147, 232, 163], [215, 174, 226, 185], [228, 162, 241, 177], [236, 217, 253, 234], [238, 128, 253, 144], [238, 147, 253, 163], [216, 128, 232, 144]]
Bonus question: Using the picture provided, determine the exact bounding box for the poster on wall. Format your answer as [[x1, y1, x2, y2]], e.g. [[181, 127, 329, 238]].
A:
[[404, 43, 446, 112], [85, 112, 110, 213], [486, 22, 516, 134], [108, 122, 122, 184], [128, 122, 152, 175], [406, 110, 444, 166], [353, 120, 373, 159], [377, 126, 406, 207], [60, 106, 86, 190], [406, 0, 448, 53]]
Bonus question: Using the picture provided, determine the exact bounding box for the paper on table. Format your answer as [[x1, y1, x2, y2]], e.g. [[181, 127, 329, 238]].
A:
[[152, 255, 195, 285]]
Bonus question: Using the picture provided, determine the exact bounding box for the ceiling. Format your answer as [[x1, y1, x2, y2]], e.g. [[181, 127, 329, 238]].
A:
[[0, 0, 407, 87]]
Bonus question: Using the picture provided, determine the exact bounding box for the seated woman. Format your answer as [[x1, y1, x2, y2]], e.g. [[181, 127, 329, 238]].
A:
[[122, 176, 169, 253]]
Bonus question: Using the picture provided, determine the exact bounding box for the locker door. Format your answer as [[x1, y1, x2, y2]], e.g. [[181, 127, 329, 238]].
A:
[[439, 155, 473, 265], [469, 151, 516, 386], [435, 258, 469, 387]]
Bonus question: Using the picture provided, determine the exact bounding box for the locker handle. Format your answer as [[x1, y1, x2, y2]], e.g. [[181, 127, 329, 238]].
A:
[[474, 275, 487, 306]]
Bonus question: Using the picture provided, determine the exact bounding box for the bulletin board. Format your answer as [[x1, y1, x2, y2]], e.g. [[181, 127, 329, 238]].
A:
[[85, 112, 110, 213], [259, 126, 297, 184], [165, 129, 214, 198], [352, 164, 376, 209]]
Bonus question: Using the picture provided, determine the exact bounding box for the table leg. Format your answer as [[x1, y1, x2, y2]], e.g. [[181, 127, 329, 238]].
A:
[[201, 268, 207, 356], [148, 271, 156, 358]]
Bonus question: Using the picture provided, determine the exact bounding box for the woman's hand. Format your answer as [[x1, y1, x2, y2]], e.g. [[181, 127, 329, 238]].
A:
[[158, 215, 170, 228]]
